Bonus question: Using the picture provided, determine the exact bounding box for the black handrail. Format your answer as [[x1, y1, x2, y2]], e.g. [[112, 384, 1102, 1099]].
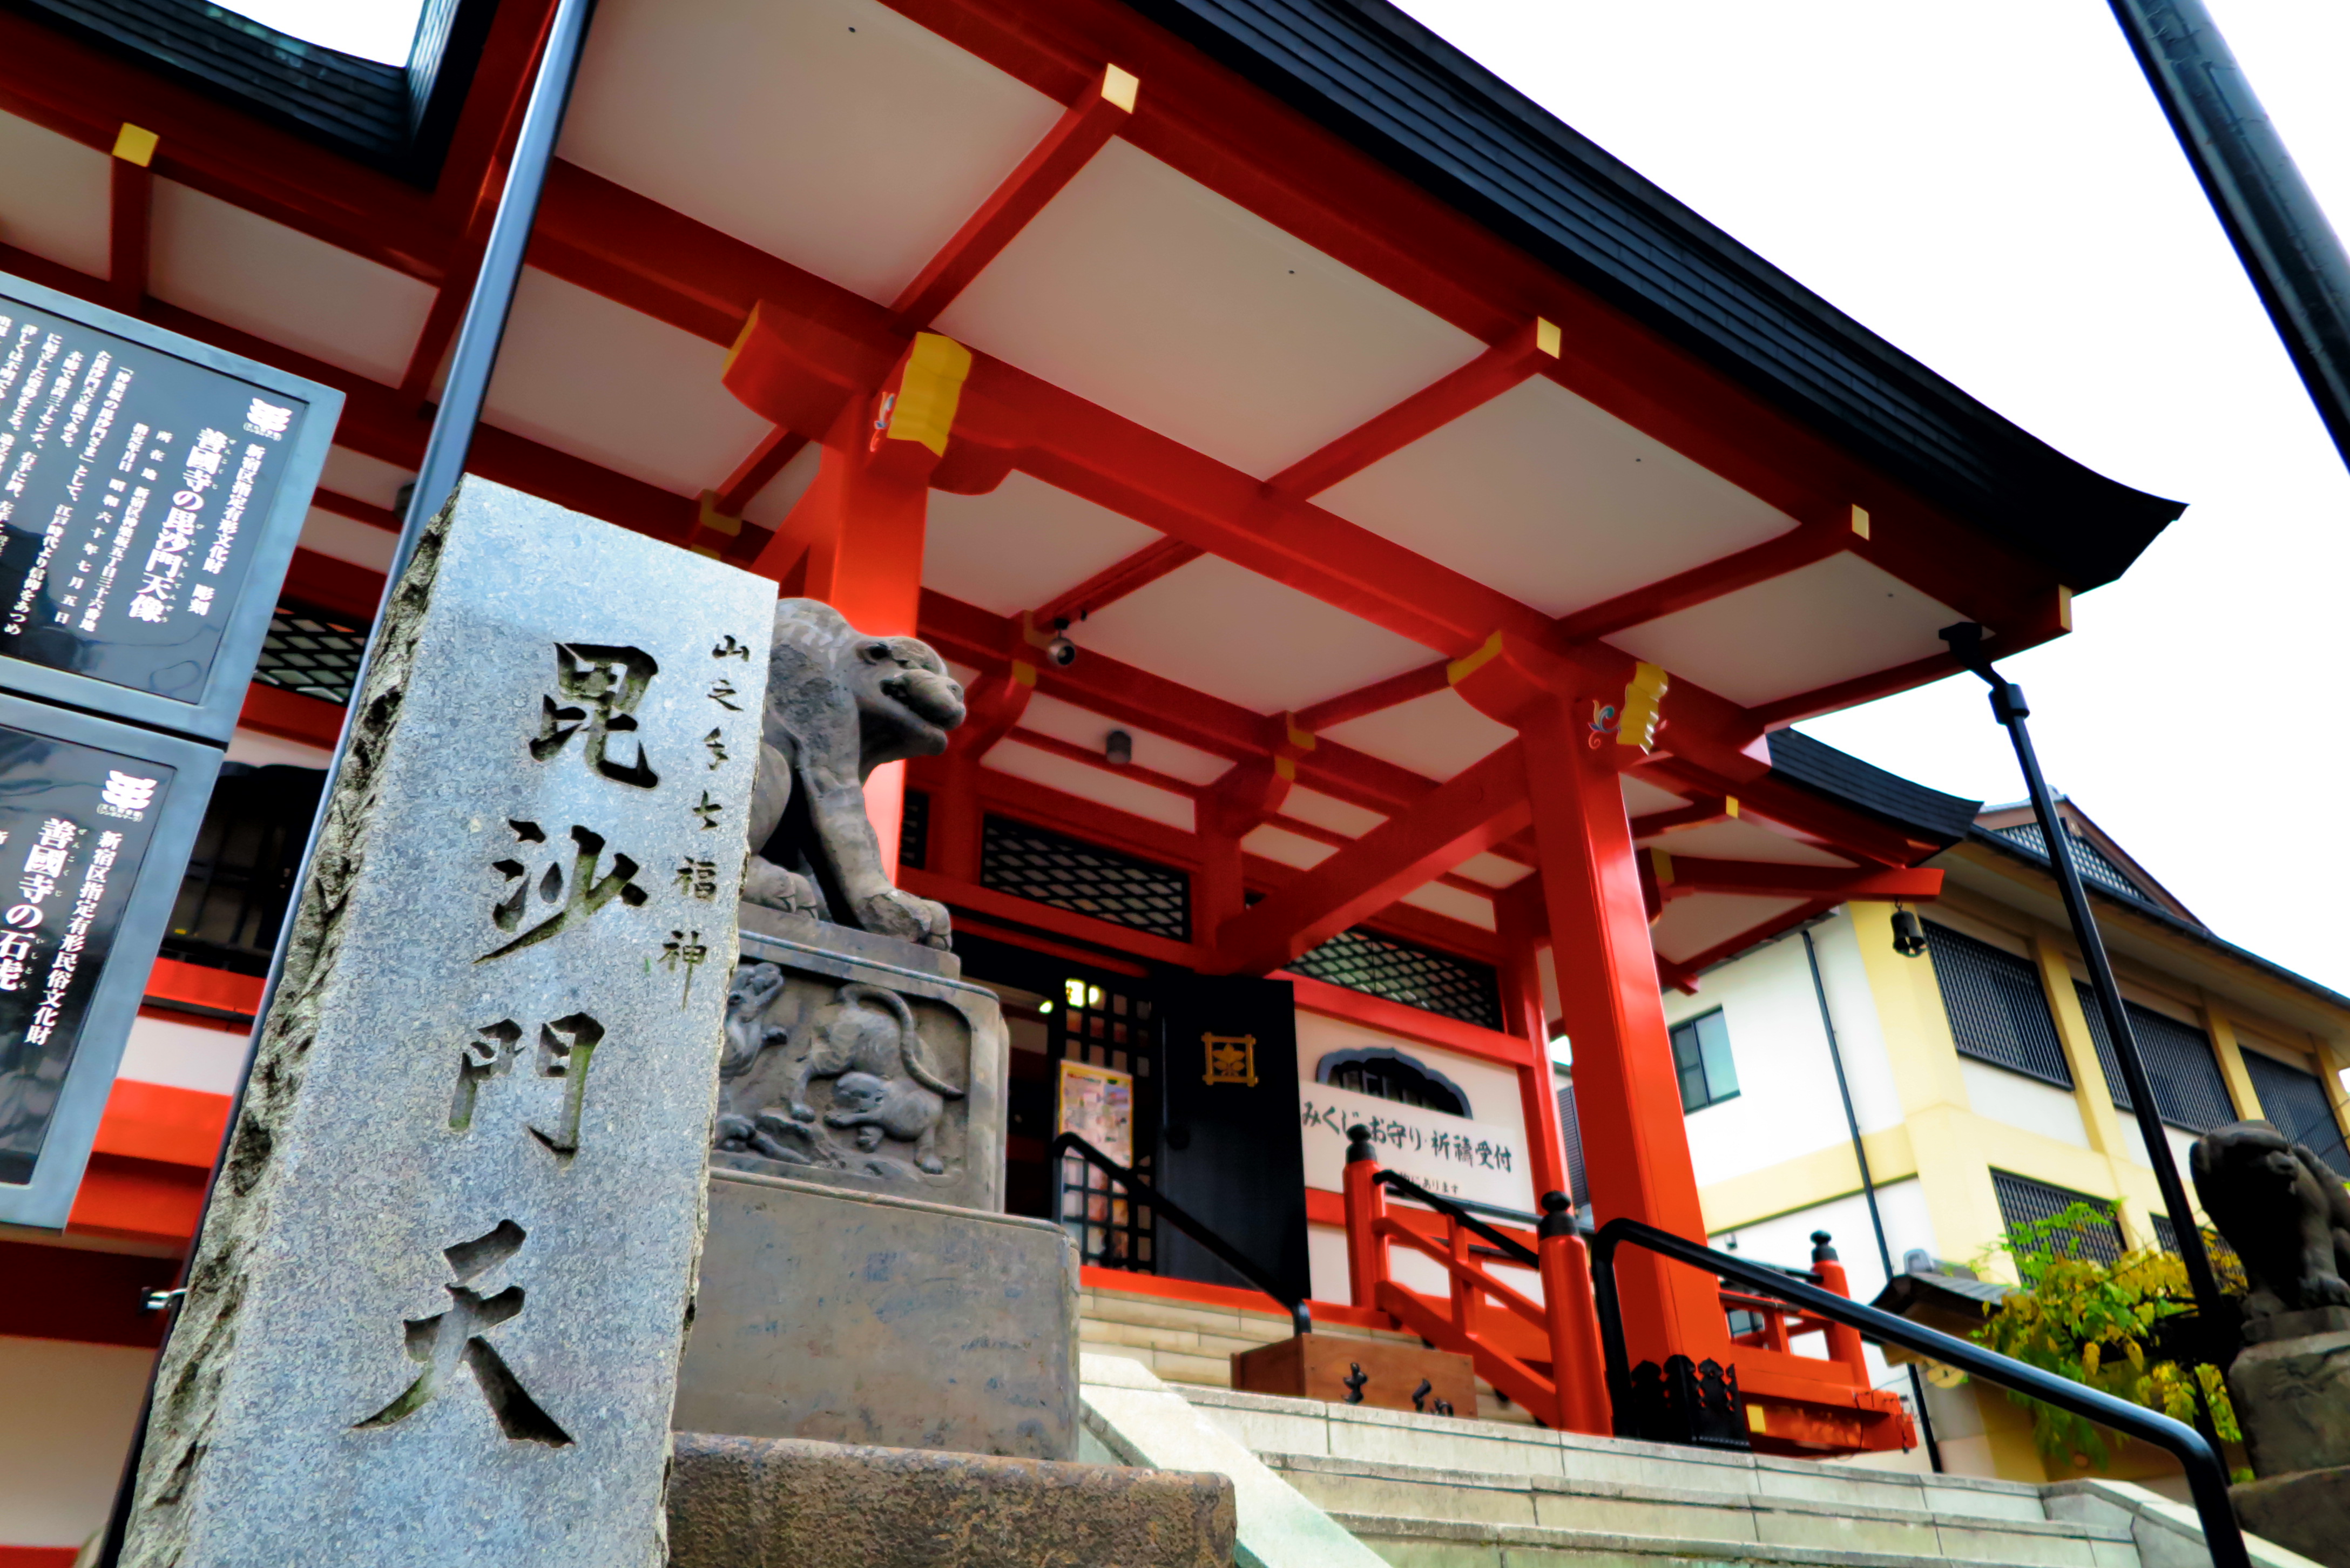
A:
[[1050, 1132, 1311, 1338], [1590, 1218, 2249, 1568], [1371, 1166, 1539, 1268]]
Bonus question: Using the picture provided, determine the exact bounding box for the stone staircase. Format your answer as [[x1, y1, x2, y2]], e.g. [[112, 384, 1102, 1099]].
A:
[[1079, 1351, 2319, 1568]]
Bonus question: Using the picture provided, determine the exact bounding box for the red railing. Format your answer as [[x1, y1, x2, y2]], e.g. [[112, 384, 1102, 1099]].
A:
[[1341, 1132, 1892, 1450]]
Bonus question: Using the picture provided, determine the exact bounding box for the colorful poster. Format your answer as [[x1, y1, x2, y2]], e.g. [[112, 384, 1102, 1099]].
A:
[[1056, 1058, 1133, 1167]]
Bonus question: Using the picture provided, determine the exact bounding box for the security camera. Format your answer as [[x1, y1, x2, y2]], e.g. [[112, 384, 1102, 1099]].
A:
[[1045, 619, 1078, 666]]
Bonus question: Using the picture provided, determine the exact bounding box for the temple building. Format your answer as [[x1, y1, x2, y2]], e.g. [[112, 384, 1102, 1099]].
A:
[[0, 0, 2336, 1559]]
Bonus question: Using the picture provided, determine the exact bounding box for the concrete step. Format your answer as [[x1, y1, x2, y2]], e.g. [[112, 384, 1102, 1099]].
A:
[[667, 1430, 1236, 1567], [1174, 1385, 2052, 1526], [1267, 1455, 2132, 1567], [1324, 1511, 2136, 1568]]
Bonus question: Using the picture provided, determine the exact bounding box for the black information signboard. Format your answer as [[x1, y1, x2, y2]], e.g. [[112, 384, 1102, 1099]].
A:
[[0, 275, 339, 742], [0, 271, 336, 1227], [0, 696, 219, 1221]]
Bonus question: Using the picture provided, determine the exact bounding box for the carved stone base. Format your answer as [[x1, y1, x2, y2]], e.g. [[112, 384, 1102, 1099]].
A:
[[2233, 1467, 2350, 1568], [674, 1172, 1078, 1459], [2231, 1327, 2350, 1477], [720, 911, 1005, 1213]]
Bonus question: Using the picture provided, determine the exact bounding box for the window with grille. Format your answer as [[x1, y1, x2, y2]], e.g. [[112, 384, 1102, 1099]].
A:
[[1556, 1077, 1590, 1214], [1052, 974, 1159, 1272], [1990, 822, 2149, 903], [1316, 1047, 1468, 1116], [2243, 1051, 2350, 1178], [1923, 923, 2071, 1086], [898, 789, 929, 873], [2071, 984, 2234, 1132], [163, 762, 325, 978], [1670, 1010, 1739, 1112], [252, 607, 369, 706], [1290, 927, 1502, 1029], [1991, 1170, 2122, 1264], [980, 817, 1189, 942]]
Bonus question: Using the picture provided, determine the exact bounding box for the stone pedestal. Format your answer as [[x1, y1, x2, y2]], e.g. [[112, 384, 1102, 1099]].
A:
[[2230, 1322, 2350, 1568], [673, 1171, 1079, 1458], [718, 909, 1005, 1214], [119, 478, 775, 1568]]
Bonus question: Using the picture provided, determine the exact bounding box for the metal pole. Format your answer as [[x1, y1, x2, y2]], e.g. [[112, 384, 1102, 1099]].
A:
[[1939, 625, 2227, 1334], [2105, 0, 2350, 472], [1800, 924, 1943, 1472], [92, 5, 600, 1559]]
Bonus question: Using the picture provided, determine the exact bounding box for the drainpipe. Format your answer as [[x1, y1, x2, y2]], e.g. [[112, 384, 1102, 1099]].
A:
[[91, 4, 603, 1560], [1801, 922, 1943, 1472]]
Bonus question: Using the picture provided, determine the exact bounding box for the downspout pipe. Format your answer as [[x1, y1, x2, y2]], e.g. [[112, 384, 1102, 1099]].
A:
[[2105, 0, 2350, 473], [1940, 623, 2229, 1338], [1800, 921, 1943, 1472], [91, 4, 603, 1560]]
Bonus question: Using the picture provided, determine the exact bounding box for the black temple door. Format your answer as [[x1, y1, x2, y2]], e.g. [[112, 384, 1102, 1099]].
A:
[[1157, 975, 1309, 1305]]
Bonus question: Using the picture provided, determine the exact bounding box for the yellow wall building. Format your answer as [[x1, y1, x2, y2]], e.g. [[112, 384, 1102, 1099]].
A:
[[1643, 794, 2350, 1488]]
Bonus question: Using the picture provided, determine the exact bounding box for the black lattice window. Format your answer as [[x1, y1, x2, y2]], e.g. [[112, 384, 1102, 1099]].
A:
[[1991, 823, 2149, 903], [1557, 1077, 1590, 1215], [2243, 1051, 2350, 1178], [1291, 926, 1502, 1030], [1923, 922, 2071, 1087], [2072, 984, 2235, 1132], [1053, 974, 1159, 1272], [979, 817, 1190, 942], [252, 607, 368, 706], [898, 789, 929, 872], [1992, 1170, 2123, 1265]]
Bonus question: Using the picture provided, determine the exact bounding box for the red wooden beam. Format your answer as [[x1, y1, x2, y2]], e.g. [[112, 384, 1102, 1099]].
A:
[[1292, 660, 1449, 733], [1268, 317, 1558, 498], [1555, 517, 1856, 643], [313, 488, 401, 533], [1628, 797, 1736, 840], [1033, 536, 1202, 626], [1655, 857, 1941, 902], [1637, 756, 1933, 869], [106, 131, 153, 312], [238, 682, 343, 750], [890, 64, 1138, 326], [1002, 724, 1206, 801], [1212, 742, 1529, 975]]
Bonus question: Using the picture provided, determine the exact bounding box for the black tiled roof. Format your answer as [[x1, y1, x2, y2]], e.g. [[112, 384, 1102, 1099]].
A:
[[1118, 0, 2184, 590], [1765, 729, 1981, 847]]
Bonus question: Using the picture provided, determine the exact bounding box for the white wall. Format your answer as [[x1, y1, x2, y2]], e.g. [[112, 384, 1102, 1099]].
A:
[[0, 1336, 153, 1551], [1958, 1060, 2090, 1148], [116, 1011, 248, 1096], [1661, 923, 1881, 1187]]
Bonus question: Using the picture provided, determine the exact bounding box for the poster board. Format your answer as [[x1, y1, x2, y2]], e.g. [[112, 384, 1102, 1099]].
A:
[[1056, 1058, 1132, 1167]]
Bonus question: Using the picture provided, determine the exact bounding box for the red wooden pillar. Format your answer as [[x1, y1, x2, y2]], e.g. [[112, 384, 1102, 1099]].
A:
[[1497, 881, 1570, 1207], [1453, 636, 1727, 1374], [751, 334, 971, 873]]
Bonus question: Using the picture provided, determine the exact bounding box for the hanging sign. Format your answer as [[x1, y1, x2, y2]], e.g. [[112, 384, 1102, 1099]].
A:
[[1298, 1079, 1532, 1213], [0, 272, 339, 741], [0, 694, 221, 1226]]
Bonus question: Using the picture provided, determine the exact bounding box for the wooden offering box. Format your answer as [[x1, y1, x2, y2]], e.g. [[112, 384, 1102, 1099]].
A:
[[1231, 1334, 1479, 1418]]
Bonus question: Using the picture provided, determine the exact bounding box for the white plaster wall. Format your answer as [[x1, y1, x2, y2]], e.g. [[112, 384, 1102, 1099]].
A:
[[1958, 1060, 2090, 1148], [0, 1336, 153, 1550], [1661, 928, 1870, 1187], [1809, 911, 1908, 1134], [2116, 1119, 2204, 1187], [114, 1012, 248, 1096]]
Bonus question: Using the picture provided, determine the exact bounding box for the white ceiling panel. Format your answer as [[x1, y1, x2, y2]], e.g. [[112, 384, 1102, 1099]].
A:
[[1319, 688, 1513, 782], [150, 181, 435, 383], [318, 446, 414, 510], [983, 738, 1194, 833], [1609, 554, 1960, 709], [743, 439, 823, 528], [923, 472, 1160, 617], [1621, 775, 1687, 816], [560, 0, 1061, 303], [1399, 880, 1496, 931], [0, 113, 109, 277], [1241, 823, 1335, 871], [1076, 554, 1430, 715], [1015, 692, 1228, 785], [297, 507, 394, 573], [1280, 787, 1385, 839], [1455, 851, 1532, 887], [1317, 376, 1799, 616], [485, 268, 772, 497], [936, 140, 1482, 479], [1650, 893, 1804, 965], [1640, 817, 1851, 867]]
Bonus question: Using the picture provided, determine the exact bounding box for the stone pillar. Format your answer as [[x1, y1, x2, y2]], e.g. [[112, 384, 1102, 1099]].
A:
[[2230, 1314, 2350, 1565], [120, 479, 774, 1567]]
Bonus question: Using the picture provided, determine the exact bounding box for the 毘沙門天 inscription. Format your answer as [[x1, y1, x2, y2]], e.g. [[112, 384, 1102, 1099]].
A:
[[0, 289, 312, 703], [118, 479, 772, 1568], [0, 726, 170, 1187]]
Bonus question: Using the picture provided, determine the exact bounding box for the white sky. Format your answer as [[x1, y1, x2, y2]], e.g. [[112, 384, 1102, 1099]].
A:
[[1393, 0, 2350, 996], [218, 0, 423, 63]]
